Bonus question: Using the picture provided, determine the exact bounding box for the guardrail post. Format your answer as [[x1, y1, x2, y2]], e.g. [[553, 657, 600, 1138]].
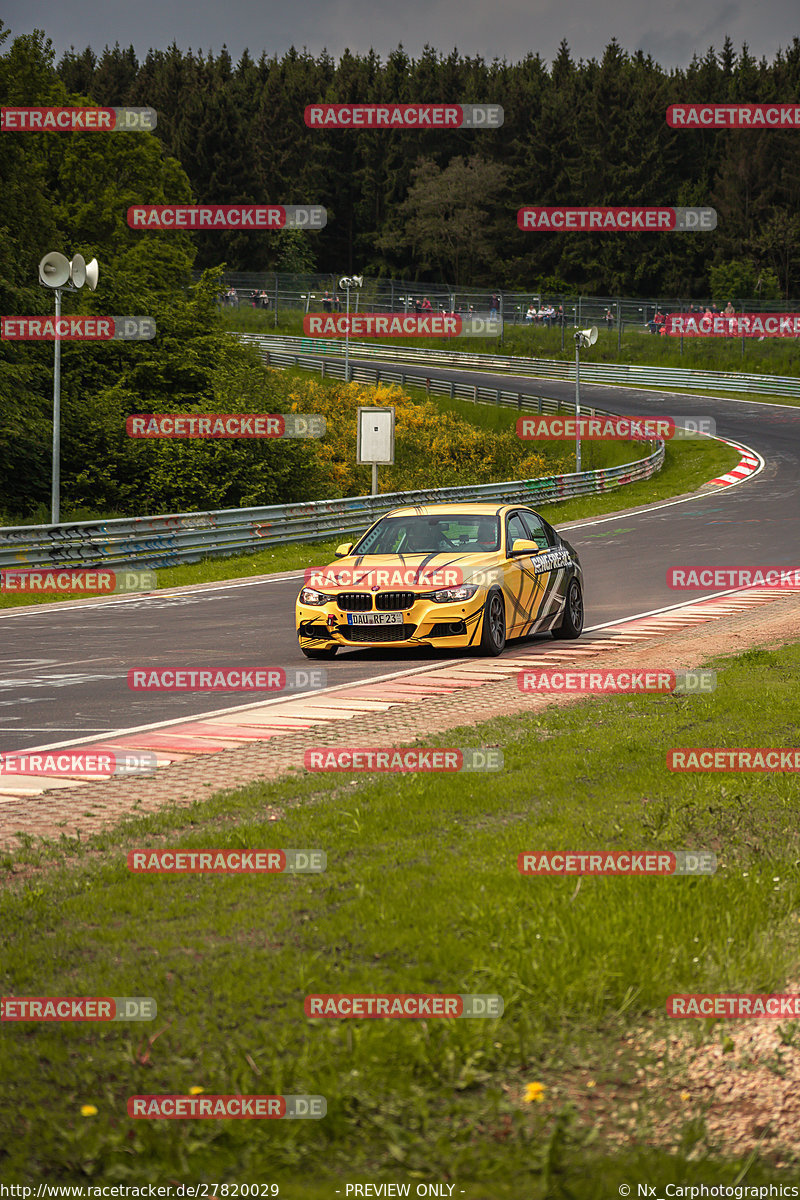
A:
[[474, 385, 478, 403], [537, 395, 542, 413], [376, 369, 381, 383], [264, 350, 270, 365], [401, 372, 406, 387], [426, 378, 431, 395], [321, 360, 326, 379], [496, 388, 500, 405], [449, 382, 454, 398], [517, 393, 522, 410]]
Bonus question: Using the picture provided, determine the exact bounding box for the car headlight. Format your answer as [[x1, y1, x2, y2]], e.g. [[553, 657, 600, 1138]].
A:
[[299, 587, 333, 606], [431, 585, 479, 603]]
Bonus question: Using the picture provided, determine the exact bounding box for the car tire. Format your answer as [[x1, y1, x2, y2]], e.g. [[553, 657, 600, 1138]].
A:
[[300, 645, 338, 659], [478, 589, 506, 657], [552, 578, 584, 640]]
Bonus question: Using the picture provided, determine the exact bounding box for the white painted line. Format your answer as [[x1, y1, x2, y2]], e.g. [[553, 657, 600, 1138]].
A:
[[562, 437, 765, 531], [10, 583, 793, 759]]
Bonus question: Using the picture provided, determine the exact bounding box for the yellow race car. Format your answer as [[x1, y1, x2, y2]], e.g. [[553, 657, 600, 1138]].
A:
[[296, 503, 584, 658]]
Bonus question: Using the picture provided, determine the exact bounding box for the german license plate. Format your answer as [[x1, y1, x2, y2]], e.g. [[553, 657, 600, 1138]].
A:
[[347, 612, 403, 625]]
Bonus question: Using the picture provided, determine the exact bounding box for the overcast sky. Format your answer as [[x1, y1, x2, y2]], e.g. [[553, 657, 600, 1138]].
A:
[[2, 0, 798, 70]]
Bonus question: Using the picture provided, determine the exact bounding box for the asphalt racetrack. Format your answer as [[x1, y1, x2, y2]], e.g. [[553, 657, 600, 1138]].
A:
[[0, 361, 796, 754]]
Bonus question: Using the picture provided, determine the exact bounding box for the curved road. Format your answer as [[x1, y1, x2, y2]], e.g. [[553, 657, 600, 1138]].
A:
[[1, 363, 797, 753]]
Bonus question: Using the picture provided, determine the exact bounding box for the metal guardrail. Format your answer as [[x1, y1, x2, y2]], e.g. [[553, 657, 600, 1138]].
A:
[[0, 358, 664, 572], [237, 332, 800, 398]]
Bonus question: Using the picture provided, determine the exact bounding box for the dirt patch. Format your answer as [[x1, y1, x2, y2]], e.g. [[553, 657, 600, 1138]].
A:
[[508, 1007, 800, 1168]]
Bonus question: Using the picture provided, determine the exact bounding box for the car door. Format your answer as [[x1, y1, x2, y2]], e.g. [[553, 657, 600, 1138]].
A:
[[520, 510, 573, 631], [502, 511, 546, 634]]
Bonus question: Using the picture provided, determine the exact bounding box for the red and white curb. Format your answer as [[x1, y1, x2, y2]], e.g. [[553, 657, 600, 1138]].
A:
[[708, 438, 763, 488], [2, 582, 798, 801]]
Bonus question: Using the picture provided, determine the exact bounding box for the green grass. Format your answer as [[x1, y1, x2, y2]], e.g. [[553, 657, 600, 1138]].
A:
[[0, 435, 740, 609], [221, 306, 800, 381], [2, 642, 800, 1192]]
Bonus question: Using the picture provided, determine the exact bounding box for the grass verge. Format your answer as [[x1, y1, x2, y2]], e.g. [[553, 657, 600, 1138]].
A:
[[1, 641, 799, 1192]]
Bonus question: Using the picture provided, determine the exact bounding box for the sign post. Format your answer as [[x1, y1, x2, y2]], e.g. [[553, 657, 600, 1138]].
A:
[[357, 407, 395, 495]]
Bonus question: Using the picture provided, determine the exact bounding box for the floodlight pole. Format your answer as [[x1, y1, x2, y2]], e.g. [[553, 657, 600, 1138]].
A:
[[574, 333, 582, 474], [52, 287, 62, 524], [344, 282, 351, 383], [39, 250, 98, 524]]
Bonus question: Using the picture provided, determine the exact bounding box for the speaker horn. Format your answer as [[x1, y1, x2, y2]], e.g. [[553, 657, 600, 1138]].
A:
[[69, 253, 86, 288], [577, 326, 598, 346], [84, 258, 99, 291], [38, 251, 70, 288]]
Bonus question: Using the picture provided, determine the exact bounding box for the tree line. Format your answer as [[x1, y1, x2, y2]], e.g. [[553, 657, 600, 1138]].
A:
[[47, 32, 800, 298]]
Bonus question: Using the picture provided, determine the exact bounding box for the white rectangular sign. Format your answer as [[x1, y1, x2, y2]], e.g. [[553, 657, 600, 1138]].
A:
[[357, 406, 395, 464]]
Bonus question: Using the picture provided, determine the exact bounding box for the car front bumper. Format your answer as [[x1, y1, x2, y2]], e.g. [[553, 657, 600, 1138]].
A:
[[296, 592, 487, 651]]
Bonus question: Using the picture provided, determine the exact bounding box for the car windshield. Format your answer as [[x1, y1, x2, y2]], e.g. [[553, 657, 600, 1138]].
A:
[[353, 515, 500, 555]]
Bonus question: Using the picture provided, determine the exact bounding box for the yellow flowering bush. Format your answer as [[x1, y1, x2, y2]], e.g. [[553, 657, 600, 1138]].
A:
[[276, 376, 571, 497]]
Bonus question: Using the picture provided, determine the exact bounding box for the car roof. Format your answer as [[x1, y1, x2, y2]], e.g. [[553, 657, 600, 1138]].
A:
[[381, 503, 533, 518]]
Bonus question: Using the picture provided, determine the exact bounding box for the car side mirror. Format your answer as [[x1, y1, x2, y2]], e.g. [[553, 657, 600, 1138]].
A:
[[509, 538, 541, 558], [334, 542, 354, 558]]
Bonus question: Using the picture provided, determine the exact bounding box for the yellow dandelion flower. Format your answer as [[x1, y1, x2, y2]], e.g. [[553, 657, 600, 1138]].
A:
[[523, 1081, 546, 1104], [679, 1090, 691, 1102], [188, 1086, 205, 1095], [80, 1104, 98, 1117]]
